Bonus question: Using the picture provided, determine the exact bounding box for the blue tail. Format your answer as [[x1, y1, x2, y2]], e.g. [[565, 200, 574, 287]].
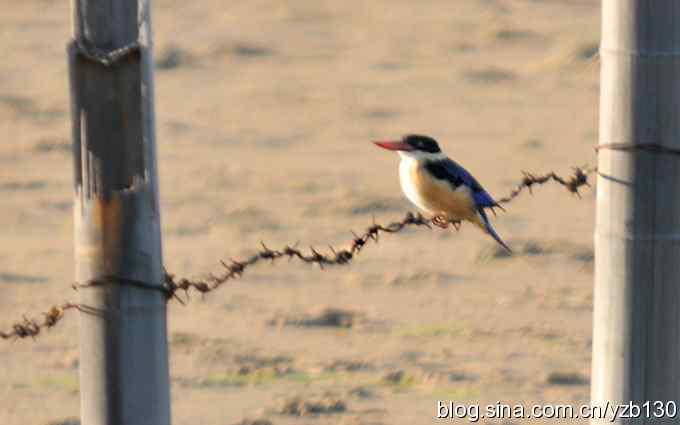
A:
[[478, 208, 512, 253]]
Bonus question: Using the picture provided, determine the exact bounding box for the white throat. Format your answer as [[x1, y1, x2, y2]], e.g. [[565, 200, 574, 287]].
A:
[[397, 150, 446, 162], [397, 152, 442, 213]]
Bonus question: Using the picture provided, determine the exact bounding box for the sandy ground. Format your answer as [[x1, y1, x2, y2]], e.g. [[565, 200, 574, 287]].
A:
[[0, 0, 600, 424]]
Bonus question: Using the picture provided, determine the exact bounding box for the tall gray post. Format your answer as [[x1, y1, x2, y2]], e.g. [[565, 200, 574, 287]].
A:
[[593, 1, 680, 423], [68, 0, 171, 424]]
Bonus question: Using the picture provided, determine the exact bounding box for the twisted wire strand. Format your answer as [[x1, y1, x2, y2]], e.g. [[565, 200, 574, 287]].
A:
[[1, 166, 594, 340]]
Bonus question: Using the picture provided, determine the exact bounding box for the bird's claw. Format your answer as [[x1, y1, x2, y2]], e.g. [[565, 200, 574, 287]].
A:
[[432, 215, 449, 229], [432, 215, 461, 231]]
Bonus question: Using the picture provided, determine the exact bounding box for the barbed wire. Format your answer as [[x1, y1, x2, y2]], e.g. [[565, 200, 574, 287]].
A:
[[0, 303, 81, 340], [0, 166, 595, 341], [498, 165, 594, 204]]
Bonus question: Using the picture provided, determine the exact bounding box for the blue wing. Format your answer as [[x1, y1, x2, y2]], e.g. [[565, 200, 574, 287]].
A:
[[423, 158, 501, 210]]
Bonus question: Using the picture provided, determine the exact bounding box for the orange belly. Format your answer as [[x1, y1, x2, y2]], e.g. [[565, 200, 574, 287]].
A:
[[410, 164, 478, 222]]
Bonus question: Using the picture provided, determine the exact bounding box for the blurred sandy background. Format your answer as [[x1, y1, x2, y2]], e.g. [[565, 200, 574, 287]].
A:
[[1, 0, 599, 424]]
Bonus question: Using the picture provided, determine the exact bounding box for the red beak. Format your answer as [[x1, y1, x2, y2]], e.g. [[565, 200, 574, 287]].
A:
[[373, 140, 414, 151]]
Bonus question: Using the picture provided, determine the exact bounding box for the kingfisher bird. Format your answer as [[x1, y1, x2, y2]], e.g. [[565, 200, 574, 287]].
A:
[[374, 134, 511, 252]]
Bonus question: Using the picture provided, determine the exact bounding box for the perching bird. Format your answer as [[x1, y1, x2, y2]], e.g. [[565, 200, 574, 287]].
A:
[[374, 134, 511, 252]]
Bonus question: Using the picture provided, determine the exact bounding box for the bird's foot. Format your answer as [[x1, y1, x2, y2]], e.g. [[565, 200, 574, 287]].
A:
[[432, 215, 449, 229], [432, 215, 461, 230]]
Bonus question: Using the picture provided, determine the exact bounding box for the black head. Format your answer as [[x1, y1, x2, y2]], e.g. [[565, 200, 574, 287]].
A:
[[403, 135, 441, 153]]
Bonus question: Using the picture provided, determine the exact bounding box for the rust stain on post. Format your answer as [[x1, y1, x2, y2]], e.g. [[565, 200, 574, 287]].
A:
[[74, 191, 123, 277], [73, 179, 161, 286]]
